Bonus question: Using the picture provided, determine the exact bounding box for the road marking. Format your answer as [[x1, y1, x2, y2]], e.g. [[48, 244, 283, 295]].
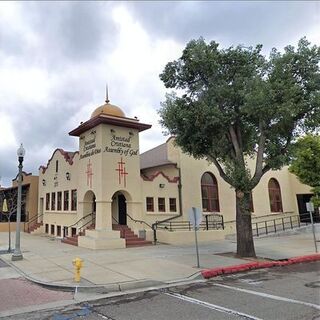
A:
[[213, 283, 320, 310], [165, 292, 264, 320]]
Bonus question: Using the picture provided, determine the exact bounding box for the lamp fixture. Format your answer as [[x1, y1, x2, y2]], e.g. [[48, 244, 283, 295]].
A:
[[110, 129, 115, 133], [66, 172, 71, 180], [129, 131, 134, 136], [17, 143, 25, 158], [159, 183, 165, 188], [42, 179, 46, 186]]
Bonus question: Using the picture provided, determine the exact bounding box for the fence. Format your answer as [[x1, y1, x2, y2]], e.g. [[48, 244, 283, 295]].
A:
[[155, 214, 224, 231]]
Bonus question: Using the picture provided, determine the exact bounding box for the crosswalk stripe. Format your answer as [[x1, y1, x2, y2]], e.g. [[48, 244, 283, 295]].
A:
[[213, 283, 320, 310], [165, 292, 264, 320]]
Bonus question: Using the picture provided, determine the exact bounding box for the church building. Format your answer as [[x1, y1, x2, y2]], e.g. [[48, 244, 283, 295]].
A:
[[37, 99, 313, 249]]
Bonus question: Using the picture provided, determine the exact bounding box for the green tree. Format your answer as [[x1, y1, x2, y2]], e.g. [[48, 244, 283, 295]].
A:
[[289, 134, 320, 207], [159, 37, 320, 257]]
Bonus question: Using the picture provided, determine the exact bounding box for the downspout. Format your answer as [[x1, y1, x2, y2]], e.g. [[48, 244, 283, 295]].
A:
[[152, 166, 183, 244], [178, 167, 183, 218]]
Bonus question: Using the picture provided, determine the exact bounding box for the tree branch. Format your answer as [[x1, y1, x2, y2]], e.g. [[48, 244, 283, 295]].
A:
[[251, 124, 266, 187], [207, 155, 234, 186], [229, 125, 241, 158]]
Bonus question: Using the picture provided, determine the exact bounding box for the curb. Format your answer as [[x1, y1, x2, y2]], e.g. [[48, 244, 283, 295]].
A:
[[201, 253, 320, 279]]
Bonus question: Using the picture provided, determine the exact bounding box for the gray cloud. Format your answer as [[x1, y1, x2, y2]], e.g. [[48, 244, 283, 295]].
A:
[[127, 1, 319, 49], [0, 1, 319, 187]]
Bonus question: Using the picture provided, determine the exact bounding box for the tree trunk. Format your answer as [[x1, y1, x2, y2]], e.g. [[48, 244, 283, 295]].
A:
[[236, 191, 256, 257]]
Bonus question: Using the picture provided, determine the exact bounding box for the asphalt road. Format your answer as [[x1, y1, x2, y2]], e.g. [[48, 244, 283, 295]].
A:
[[3, 261, 320, 320]]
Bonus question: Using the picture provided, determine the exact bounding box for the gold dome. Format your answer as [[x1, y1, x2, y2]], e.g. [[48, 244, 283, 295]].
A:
[[91, 102, 125, 119]]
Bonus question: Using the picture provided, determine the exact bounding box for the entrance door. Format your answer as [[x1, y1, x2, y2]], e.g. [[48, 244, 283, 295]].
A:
[[118, 194, 127, 225], [296, 194, 313, 222]]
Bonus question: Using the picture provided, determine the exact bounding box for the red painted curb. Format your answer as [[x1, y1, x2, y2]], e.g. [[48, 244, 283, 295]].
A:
[[201, 253, 320, 279]]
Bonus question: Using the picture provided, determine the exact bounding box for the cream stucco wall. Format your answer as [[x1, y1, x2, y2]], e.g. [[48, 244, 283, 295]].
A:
[[38, 149, 79, 236]]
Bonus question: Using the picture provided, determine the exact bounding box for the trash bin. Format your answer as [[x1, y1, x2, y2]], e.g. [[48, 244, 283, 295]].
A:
[[138, 229, 146, 240]]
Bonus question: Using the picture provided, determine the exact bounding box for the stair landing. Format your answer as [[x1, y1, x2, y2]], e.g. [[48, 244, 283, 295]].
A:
[[112, 224, 152, 247], [62, 224, 152, 248], [28, 222, 43, 234]]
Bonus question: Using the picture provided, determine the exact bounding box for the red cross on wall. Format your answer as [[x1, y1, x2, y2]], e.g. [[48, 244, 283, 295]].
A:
[[115, 157, 128, 187], [86, 159, 93, 188]]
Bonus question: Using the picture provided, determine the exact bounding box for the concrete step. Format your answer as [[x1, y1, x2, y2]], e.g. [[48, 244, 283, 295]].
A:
[[29, 222, 43, 234], [113, 224, 151, 248], [61, 236, 78, 246], [30, 225, 44, 235]]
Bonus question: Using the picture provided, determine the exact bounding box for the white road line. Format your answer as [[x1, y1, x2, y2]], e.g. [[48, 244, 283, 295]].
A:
[[213, 283, 320, 310], [165, 292, 264, 320]]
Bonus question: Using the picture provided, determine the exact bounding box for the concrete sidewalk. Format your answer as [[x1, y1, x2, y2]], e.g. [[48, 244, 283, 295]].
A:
[[0, 228, 318, 292]]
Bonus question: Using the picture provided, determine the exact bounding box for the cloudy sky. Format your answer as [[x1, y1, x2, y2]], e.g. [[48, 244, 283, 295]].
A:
[[0, 1, 319, 186]]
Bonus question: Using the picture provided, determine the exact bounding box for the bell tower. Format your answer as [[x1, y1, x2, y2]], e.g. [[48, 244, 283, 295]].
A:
[[68, 99, 151, 249]]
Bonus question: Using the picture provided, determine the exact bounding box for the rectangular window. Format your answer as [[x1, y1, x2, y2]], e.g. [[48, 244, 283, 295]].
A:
[[51, 192, 55, 211], [46, 193, 50, 210], [169, 198, 177, 212], [158, 197, 165, 212], [57, 192, 62, 211], [146, 197, 154, 212], [71, 189, 77, 211], [64, 191, 69, 211]]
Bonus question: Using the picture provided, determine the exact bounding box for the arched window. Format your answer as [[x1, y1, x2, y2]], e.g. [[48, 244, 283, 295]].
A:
[[268, 178, 283, 212], [201, 172, 220, 212]]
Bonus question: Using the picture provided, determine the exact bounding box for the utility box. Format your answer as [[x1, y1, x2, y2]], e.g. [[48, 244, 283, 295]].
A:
[[139, 229, 146, 240]]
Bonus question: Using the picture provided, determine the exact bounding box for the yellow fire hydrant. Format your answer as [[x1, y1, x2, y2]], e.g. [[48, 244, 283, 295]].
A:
[[72, 257, 83, 283]]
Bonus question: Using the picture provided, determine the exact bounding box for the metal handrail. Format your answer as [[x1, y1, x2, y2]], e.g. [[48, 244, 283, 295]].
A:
[[78, 214, 95, 235], [63, 212, 94, 237], [24, 213, 44, 232], [112, 216, 119, 224], [156, 214, 224, 232], [223, 211, 295, 225], [251, 212, 317, 237], [126, 213, 152, 229]]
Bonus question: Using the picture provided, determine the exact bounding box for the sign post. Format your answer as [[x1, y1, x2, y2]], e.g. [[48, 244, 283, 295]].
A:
[[306, 202, 318, 253], [189, 207, 202, 268]]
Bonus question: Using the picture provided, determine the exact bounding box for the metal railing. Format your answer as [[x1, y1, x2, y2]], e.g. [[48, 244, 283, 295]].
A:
[[251, 212, 316, 237], [155, 214, 224, 231], [24, 213, 44, 232], [78, 213, 96, 235], [126, 213, 153, 229], [63, 212, 94, 238]]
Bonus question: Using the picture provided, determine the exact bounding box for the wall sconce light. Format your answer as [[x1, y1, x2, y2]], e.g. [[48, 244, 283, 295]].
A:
[[66, 172, 71, 180], [54, 175, 58, 181], [159, 183, 165, 188], [110, 129, 115, 133], [129, 131, 134, 136], [42, 179, 46, 186]]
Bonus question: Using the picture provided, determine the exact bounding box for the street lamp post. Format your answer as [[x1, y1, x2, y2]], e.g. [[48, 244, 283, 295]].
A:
[[12, 143, 25, 261]]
